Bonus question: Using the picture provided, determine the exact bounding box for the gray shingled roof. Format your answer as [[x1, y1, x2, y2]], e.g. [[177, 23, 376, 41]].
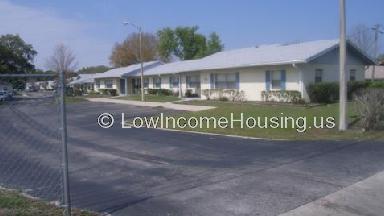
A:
[[142, 39, 373, 76], [94, 61, 161, 79], [69, 73, 97, 85]]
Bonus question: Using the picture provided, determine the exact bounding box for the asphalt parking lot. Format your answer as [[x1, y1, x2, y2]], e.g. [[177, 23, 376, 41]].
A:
[[1, 99, 384, 216]]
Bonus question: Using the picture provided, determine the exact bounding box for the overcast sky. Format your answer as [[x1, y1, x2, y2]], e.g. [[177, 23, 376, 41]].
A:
[[1, 0, 383, 70]]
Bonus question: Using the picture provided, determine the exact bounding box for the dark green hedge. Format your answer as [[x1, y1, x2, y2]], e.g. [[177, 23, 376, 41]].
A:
[[307, 81, 384, 103], [147, 88, 173, 96], [99, 89, 117, 96]]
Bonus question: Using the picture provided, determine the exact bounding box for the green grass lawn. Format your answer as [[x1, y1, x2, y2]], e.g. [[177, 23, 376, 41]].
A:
[[171, 100, 384, 140], [65, 94, 112, 103], [0, 189, 98, 216], [65, 96, 88, 104], [116, 94, 180, 102]]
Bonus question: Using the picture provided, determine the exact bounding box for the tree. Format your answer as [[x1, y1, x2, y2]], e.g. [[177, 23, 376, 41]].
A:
[[206, 32, 224, 56], [174, 26, 207, 60], [47, 44, 78, 80], [378, 54, 384, 65], [0, 34, 37, 89], [157, 26, 224, 62], [110, 32, 158, 67], [157, 27, 177, 62], [348, 24, 375, 56], [77, 65, 109, 74]]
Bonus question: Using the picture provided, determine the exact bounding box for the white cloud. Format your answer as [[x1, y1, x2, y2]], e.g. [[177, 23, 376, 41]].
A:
[[0, 0, 112, 69]]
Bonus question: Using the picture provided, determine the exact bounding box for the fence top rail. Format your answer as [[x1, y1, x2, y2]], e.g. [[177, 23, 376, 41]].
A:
[[0, 74, 57, 78]]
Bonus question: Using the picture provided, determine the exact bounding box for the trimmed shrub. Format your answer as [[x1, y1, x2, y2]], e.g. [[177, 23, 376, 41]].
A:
[[185, 89, 199, 98], [146, 88, 173, 96], [262, 90, 304, 104], [348, 81, 370, 99], [224, 89, 246, 102], [99, 89, 117, 96], [308, 80, 384, 104], [307, 82, 339, 103], [201, 89, 246, 102], [369, 81, 384, 88]]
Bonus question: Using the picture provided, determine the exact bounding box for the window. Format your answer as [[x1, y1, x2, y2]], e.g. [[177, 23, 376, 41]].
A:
[[350, 69, 356, 81], [143, 78, 149, 88], [169, 76, 179, 88], [271, 71, 281, 89], [105, 80, 113, 88], [213, 73, 237, 89], [315, 69, 323, 83], [187, 75, 201, 88], [154, 77, 161, 88], [96, 80, 100, 88]]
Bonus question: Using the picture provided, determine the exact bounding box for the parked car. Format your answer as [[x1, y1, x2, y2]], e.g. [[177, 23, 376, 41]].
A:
[[0, 91, 12, 102]]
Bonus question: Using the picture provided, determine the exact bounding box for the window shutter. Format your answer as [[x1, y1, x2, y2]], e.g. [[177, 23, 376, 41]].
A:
[[210, 74, 215, 89], [265, 71, 271, 91], [235, 72, 240, 89], [169, 77, 172, 88], [280, 70, 286, 90]]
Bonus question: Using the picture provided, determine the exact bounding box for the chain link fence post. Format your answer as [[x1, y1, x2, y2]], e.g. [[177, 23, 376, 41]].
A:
[[58, 70, 72, 216]]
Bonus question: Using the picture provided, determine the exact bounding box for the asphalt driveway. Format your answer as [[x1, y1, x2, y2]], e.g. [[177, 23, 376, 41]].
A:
[[1, 100, 384, 215]]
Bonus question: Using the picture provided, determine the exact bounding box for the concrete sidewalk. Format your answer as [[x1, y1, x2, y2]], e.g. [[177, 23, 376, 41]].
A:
[[86, 98, 215, 112], [280, 171, 384, 216]]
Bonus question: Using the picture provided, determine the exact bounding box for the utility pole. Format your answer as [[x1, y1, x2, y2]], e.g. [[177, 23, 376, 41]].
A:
[[339, 0, 347, 131], [371, 24, 383, 80]]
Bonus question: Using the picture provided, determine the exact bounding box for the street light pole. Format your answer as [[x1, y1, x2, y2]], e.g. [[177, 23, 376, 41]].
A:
[[139, 28, 144, 101], [124, 21, 145, 101], [371, 24, 383, 80], [339, 0, 347, 131]]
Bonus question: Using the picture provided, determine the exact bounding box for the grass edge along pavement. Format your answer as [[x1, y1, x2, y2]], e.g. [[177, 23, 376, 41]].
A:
[[0, 188, 99, 216], [115, 94, 180, 102], [166, 100, 384, 140]]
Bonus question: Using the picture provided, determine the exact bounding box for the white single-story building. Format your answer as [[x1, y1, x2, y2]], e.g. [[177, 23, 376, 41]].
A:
[[136, 39, 374, 101], [92, 39, 374, 101], [25, 81, 55, 91], [365, 60, 384, 80], [93, 61, 161, 95], [69, 73, 98, 93]]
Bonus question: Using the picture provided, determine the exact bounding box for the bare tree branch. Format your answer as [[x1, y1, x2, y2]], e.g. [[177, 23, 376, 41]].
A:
[[348, 24, 375, 56], [46, 44, 78, 74]]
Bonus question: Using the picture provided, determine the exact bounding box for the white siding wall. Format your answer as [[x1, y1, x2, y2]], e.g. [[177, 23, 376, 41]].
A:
[[139, 63, 366, 101], [200, 66, 299, 101], [94, 78, 121, 95], [300, 64, 366, 101]]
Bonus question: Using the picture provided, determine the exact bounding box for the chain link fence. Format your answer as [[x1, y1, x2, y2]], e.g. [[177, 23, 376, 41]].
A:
[[0, 75, 69, 215]]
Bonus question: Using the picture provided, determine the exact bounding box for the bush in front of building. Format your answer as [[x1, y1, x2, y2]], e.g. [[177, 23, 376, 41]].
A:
[[307, 82, 339, 103], [147, 89, 173, 96], [185, 89, 199, 98], [355, 88, 384, 131], [66, 87, 84, 97], [99, 89, 117, 96], [308, 81, 384, 104], [202, 89, 246, 102], [261, 90, 304, 104]]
